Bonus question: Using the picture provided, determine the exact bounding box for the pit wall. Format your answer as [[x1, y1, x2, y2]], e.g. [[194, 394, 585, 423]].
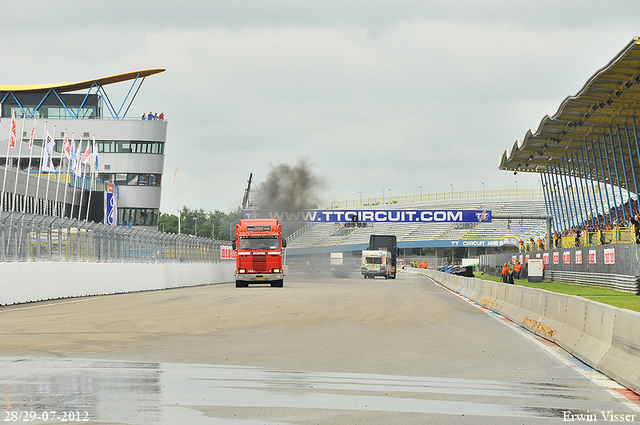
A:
[[0, 262, 235, 306], [423, 269, 640, 395]]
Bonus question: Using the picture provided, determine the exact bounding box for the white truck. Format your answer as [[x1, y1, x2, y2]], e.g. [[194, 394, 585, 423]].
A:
[[361, 250, 392, 279]]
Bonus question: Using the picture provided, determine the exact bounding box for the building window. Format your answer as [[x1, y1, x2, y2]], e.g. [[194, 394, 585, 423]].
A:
[[97, 141, 164, 155], [100, 173, 162, 187], [118, 208, 159, 226]]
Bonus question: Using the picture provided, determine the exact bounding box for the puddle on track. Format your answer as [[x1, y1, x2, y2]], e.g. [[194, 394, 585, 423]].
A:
[[0, 357, 632, 424]]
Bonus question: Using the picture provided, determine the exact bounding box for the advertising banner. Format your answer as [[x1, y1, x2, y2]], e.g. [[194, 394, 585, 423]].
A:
[[604, 248, 615, 264], [588, 249, 596, 264], [221, 246, 236, 260], [243, 209, 492, 223], [105, 183, 117, 226]]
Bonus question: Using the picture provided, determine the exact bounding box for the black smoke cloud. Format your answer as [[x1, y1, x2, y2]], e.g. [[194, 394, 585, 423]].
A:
[[258, 159, 326, 210]]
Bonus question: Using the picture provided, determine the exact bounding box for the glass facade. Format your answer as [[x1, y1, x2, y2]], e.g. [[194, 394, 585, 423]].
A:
[[99, 173, 162, 187], [98, 140, 164, 154], [0, 93, 100, 119], [118, 208, 159, 226]]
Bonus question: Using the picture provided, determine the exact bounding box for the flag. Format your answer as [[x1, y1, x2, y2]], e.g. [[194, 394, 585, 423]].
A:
[[9, 109, 17, 148], [75, 138, 83, 176], [62, 131, 71, 160], [29, 118, 36, 149], [173, 164, 179, 184], [92, 136, 99, 174], [70, 136, 76, 173], [82, 142, 91, 164], [42, 130, 56, 172]]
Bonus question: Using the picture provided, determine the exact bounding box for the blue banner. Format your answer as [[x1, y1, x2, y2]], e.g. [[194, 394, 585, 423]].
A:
[[243, 209, 491, 223]]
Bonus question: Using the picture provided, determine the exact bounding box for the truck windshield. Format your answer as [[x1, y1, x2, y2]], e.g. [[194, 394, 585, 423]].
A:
[[238, 237, 279, 250], [365, 257, 383, 264]]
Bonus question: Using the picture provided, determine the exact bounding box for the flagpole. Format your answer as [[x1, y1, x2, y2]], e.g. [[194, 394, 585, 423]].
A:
[[44, 125, 56, 215], [176, 162, 181, 234], [1, 107, 14, 212], [85, 135, 96, 222], [35, 121, 47, 215], [12, 114, 27, 211], [62, 131, 73, 217], [24, 117, 36, 213], [70, 136, 80, 219], [53, 128, 67, 216], [76, 152, 85, 224]]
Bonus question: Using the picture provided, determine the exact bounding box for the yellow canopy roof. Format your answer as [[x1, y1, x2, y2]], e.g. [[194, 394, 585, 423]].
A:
[[498, 37, 640, 190], [0, 69, 165, 93]]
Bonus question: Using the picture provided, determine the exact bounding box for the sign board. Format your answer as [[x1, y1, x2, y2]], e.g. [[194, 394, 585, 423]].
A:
[[528, 258, 543, 283], [243, 209, 492, 223]]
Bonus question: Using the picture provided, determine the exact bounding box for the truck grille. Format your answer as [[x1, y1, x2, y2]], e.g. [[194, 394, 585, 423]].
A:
[[252, 256, 268, 272]]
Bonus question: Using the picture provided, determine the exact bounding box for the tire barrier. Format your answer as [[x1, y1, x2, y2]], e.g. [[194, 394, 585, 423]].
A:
[[424, 269, 640, 394]]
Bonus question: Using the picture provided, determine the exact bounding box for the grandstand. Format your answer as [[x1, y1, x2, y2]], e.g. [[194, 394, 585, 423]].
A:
[[286, 193, 548, 255]]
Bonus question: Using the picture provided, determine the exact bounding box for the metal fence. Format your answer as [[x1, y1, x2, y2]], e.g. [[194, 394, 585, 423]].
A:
[[330, 188, 543, 209], [1, 211, 233, 263]]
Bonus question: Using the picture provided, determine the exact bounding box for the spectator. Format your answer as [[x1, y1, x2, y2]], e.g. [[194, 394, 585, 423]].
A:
[[501, 263, 509, 283], [147, 111, 154, 120], [159, 112, 165, 120]]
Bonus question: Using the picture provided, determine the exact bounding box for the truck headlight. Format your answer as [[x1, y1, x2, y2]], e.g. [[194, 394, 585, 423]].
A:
[[273, 268, 281, 273], [238, 269, 246, 274]]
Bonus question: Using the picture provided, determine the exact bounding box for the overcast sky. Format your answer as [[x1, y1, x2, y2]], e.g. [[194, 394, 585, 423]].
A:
[[3, 1, 640, 213]]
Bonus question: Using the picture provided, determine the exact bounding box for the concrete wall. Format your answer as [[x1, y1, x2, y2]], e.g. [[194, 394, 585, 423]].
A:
[[0, 262, 235, 306], [423, 269, 640, 394]]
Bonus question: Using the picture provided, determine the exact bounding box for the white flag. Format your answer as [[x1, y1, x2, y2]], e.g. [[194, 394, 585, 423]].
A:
[[9, 109, 17, 148], [62, 131, 71, 160], [42, 130, 56, 172], [29, 118, 36, 149], [82, 142, 91, 164], [92, 135, 99, 175], [75, 139, 83, 176], [70, 136, 76, 174]]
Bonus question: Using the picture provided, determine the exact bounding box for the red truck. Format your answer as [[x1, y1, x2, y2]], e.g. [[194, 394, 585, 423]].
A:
[[234, 218, 286, 288]]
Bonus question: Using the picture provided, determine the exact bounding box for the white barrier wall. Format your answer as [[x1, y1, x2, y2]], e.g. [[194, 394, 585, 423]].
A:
[[424, 269, 640, 395], [0, 262, 235, 306]]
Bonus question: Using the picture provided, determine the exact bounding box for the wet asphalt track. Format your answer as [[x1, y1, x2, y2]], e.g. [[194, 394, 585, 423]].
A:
[[1, 270, 639, 424]]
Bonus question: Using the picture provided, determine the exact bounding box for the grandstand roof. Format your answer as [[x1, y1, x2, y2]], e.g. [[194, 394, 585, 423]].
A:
[[499, 37, 640, 190], [0, 69, 165, 93]]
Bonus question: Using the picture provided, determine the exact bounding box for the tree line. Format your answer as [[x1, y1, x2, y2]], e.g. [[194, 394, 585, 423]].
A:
[[158, 206, 243, 241]]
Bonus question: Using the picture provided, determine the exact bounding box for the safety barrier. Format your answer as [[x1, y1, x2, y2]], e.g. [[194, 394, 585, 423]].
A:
[[544, 270, 638, 293], [424, 269, 640, 394], [0, 261, 235, 306]]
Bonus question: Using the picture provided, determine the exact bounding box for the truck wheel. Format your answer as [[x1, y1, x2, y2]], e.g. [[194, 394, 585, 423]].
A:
[[235, 280, 244, 288], [271, 280, 283, 288]]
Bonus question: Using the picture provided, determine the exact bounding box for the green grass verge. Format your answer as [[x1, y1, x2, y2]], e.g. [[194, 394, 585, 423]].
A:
[[473, 272, 640, 313]]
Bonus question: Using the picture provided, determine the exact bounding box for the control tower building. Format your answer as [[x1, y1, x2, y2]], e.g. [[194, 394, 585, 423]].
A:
[[0, 69, 166, 230]]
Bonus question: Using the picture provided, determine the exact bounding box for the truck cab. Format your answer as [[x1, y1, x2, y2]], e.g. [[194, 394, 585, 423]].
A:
[[234, 219, 286, 287], [361, 250, 392, 279]]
